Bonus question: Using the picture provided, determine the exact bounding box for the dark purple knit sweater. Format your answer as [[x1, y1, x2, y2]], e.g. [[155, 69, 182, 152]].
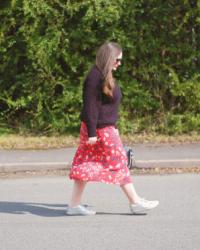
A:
[[80, 65, 122, 137]]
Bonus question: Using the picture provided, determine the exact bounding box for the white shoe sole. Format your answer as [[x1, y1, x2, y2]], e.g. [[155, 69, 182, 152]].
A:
[[130, 201, 159, 214], [66, 211, 96, 216], [66, 205, 96, 216]]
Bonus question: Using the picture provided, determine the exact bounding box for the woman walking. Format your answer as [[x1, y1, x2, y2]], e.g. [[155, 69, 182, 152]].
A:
[[67, 42, 159, 215]]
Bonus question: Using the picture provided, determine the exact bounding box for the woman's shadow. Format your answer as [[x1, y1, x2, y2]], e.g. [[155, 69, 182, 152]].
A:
[[0, 201, 147, 217], [0, 201, 67, 217]]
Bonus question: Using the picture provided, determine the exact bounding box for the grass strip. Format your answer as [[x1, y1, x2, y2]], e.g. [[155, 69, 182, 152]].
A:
[[1, 133, 200, 150]]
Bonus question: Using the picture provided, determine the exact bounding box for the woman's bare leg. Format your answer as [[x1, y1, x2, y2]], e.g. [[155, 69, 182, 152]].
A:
[[70, 180, 87, 207], [121, 183, 140, 204]]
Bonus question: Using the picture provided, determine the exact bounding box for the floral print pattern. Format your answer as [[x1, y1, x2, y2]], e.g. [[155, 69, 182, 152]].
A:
[[69, 122, 132, 185]]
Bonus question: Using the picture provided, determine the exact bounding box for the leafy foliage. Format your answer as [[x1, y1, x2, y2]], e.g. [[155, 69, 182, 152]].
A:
[[0, 0, 200, 135]]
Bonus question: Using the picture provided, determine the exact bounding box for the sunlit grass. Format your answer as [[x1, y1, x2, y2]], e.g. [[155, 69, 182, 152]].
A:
[[0, 132, 200, 150], [0, 134, 79, 149]]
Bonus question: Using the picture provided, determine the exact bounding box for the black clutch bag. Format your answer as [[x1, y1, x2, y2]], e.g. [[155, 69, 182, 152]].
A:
[[124, 146, 135, 169]]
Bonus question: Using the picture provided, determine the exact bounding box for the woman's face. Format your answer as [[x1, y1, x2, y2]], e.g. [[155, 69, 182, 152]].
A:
[[112, 52, 122, 71]]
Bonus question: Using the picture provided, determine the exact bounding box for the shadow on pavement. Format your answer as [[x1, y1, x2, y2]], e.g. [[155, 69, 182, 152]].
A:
[[0, 201, 67, 217], [0, 202, 148, 217], [96, 212, 147, 216]]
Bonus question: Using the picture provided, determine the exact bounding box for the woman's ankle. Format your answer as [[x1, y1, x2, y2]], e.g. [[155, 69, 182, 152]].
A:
[[70, 201, 81, 207], [129, 197, 140, 204]]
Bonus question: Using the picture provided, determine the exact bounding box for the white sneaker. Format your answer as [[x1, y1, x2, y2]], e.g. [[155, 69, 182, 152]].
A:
[[66, 205, 96, 216], [130, 198, 159, 214]]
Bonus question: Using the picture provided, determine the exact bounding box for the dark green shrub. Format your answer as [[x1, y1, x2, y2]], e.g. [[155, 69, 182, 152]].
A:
[[0, 0, 199, 135]]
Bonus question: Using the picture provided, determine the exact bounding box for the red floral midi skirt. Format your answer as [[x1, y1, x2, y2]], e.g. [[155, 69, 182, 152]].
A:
[[69, 122, 132, 185]]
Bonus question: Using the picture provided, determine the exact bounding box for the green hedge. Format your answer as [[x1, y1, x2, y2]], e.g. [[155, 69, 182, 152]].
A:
[[0, 0, 200, 135]]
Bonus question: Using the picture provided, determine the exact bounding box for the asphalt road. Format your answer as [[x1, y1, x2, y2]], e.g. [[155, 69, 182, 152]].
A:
[[0, 174, 200, 250]]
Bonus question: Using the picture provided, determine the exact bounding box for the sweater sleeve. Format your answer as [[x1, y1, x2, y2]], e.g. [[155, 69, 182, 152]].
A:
[[83, 70, 102, 137]]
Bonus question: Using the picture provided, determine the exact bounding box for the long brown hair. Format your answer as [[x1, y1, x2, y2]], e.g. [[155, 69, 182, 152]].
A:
[[96, 42, 122, 97]]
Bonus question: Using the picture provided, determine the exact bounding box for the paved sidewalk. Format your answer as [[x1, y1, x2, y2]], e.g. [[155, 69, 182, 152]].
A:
[[0, 143, 200, 173]]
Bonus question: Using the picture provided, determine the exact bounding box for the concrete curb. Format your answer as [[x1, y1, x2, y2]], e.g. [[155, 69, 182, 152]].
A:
[[0, 162, 71, 173], [1, 160, 200, 174]]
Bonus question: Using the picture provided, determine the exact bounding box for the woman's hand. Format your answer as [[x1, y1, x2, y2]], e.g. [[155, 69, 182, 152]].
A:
[[87, 137, 98, 144], [115, 129, 119, 136]]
